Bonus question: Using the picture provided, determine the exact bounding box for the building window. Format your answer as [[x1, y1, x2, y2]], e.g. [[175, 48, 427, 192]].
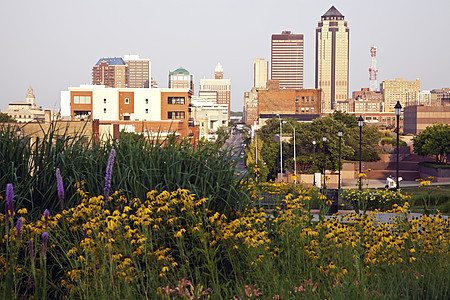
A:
[[301, 96, 305, 103], [145, 99, 148, 104], [168, 97, 185, 105], [103, 98, 106, 104], [104, 108, 106, 113], [125, 98, 129, 104], [124, 116, 130, 121], [74, 95, 92, 104], [167, 111, 185, 119], [295, 97, 299, 102], [311, 96, 315, 102], [306, 96, 309, 102], [145, 108, 148, 114]]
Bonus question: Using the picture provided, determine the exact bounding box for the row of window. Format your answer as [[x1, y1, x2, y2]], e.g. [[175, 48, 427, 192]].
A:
[[74, 96, 92, 104], [168, 97, 185, 105], [295, 96, 315, 103]]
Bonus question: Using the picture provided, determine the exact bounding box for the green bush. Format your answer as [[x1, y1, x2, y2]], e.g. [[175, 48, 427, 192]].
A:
[[341, 188, 408, 212]]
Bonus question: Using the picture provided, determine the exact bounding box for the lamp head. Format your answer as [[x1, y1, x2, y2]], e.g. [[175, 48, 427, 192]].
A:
[[338, 127, 343, 137], [323, 134, 326, 142], [358, 115, 364, 127], [394, 101, 402, 116], [312, 138, 316, 145]]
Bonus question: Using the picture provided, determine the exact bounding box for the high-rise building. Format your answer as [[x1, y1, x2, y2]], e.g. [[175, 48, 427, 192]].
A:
[[168, 67, 194, 92], [92, 57, 128, 88], [315, 6, 349, 113], [381, 78, 420, 112], [199, 63, 231, 119], [123, 55, 151, 88], [253, 59, 268, 89], [271, 31, 304, 89]]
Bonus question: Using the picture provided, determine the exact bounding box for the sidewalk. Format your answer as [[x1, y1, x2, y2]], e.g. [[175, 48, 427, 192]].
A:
[[308, 209, 449, 224], [341, 179, 450, 189]]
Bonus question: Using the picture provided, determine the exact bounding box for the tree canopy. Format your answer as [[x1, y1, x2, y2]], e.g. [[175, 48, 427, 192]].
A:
[[254, 111, 382, 180], [0, 113, 16, 123], [413, 123, 450, 164]]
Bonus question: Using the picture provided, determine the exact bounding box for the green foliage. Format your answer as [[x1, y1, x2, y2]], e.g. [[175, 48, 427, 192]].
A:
[[341, 188, 408, 212], [0, 113, 17, 123], [0, 123, 250, 217], [413, 123, 450, 163], [256, 112, 382, 179]]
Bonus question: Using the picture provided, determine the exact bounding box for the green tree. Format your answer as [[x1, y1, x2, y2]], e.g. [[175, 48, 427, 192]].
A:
[[256, 112, 382, 180], [0, 113, 16, 123], [413, 123, 450, 164]]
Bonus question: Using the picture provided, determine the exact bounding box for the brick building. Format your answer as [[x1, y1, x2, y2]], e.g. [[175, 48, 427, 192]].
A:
[[92, 57, 128, 88], [257, 80, 321, 125]]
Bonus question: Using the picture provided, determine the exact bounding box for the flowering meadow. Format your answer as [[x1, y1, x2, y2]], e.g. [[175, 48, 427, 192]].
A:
[[2, 179, 449, 298], [1, 125, 449, 299]]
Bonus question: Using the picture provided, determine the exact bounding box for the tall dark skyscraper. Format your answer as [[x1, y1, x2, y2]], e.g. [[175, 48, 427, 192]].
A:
[[271, 31, 304, 89]]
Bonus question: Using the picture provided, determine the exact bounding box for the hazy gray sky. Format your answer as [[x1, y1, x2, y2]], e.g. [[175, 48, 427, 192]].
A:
[[1, 0, 449, 112]]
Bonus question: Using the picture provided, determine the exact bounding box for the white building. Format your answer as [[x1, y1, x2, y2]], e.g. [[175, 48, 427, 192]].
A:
[[191, 96, 228, 140]]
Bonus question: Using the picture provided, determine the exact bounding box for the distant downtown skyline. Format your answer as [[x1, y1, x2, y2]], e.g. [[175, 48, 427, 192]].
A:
[[1, 1, 449, 112]]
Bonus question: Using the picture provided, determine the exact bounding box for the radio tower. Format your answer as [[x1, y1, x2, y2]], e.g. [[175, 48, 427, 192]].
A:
[[369, 46, 378, 91]]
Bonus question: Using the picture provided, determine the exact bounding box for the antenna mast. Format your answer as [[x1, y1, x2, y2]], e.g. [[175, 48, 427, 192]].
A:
[[369, 46, 378, 91]]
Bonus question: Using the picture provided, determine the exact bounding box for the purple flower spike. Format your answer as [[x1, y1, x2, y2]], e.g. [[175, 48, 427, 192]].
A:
[[44, 209, 49, 229], [16, 217, 23, 240], [5, 183, 14, 219], [42, 231, 49, 255], [29, 239, 34, 260], [104, 148, 116, 201], [56, 168, 64, 210]]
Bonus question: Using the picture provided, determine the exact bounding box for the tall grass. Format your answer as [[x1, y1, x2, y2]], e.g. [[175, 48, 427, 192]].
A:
[[0, 123, 250, 217]]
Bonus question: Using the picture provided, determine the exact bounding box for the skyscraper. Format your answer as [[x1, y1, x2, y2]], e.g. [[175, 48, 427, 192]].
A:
[[271, 31, 304, 89], [253, 59, 268, 89], [123, 55, 151, 88], [92, 57, 128, 88], [315, 6, 349, 112]]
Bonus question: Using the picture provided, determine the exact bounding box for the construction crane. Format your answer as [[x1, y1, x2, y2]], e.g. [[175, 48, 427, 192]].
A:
[[369, 46, 378, 91]]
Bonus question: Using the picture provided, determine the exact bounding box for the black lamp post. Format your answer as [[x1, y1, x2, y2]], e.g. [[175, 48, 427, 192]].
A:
[[358, 115, 364, 190], [322, 134, 327, 192], [395, 101, 402, 189], [312, 138, 316, 187], [277, 114, 283, 182], [338, 127, 343, 190]]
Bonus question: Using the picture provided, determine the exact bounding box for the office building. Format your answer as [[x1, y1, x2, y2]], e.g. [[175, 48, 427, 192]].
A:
[[123, 55, 151, 88], [257, 80, 321, 126], [271, 31, 304, 89], [169, 67, 194, 92], [199, 63, 231, 118], [92, 57, 128, 88], [381, 78, 420, 112], [315, 6, 349, 112], [253, 59, 268, 89]]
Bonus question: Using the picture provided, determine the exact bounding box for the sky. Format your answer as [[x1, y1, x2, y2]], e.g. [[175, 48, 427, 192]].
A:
[[1, 0, 449, 112]]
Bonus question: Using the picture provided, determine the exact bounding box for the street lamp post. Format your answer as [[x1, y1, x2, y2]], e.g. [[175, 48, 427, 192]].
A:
[[283, 121, 296, 183], [358, 115, 364, 190], [322, 134, 327, 192], [277, 114, 283, 182], [395, 101, 402, 189], [338, 127, 343, 190], [313, 138, 316, 187]]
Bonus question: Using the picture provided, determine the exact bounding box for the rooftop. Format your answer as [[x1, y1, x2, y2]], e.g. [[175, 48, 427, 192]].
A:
[[95, 57, 126, 66], [170, 67, 190, 75], [322, 6, 344, 18]]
